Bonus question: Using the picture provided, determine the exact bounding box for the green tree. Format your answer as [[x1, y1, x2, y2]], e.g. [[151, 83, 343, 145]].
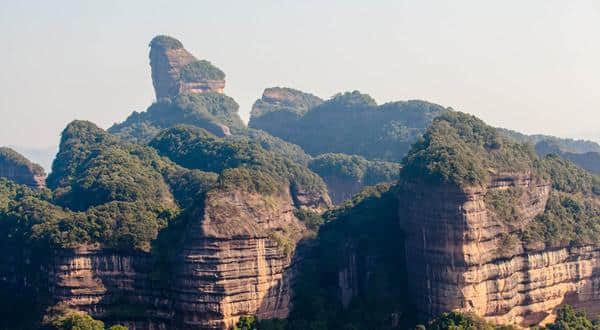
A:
[[51, 313, 104, 330], [545, 305, 600, 330]]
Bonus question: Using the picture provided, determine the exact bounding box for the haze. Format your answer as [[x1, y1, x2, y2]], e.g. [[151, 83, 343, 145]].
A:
[[1, 0, 599, 152]]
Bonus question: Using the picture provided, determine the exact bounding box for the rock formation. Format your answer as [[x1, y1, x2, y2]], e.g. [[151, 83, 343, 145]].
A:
[[150, 35, 225, 99], [42, 188, 317, 329], [0, 147, 46, 188], [401, 172, 600, 326]]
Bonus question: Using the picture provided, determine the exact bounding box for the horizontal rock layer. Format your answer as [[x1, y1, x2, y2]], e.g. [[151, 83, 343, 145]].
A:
[[401, 172, 600, 326], [1, 189, 310, 329], [150, 43, 224, 99]]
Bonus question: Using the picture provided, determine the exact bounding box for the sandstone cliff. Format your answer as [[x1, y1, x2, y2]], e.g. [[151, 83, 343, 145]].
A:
[[7, 187, 320, 329], [150, 35, 225, 100], [401, 173, 600, 326], [0, 147, 46, 188], [395, 111, 600, 327]]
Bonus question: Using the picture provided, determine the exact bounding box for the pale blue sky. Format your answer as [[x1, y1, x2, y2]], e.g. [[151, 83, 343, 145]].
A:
[[1, 0, 599, 149]]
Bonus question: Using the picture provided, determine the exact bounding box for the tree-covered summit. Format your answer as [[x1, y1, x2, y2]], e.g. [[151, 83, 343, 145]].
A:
[[401, 111, 540, 187], [109, 93, 244, 143], [149, 125, 328, 199], [249, 88, 449, 162]]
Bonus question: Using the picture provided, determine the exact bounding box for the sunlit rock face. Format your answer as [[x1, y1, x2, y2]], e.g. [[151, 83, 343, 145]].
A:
[[149, 35, 225, 100], [401, 172, 600, 327], [0, 185, 328, 329]]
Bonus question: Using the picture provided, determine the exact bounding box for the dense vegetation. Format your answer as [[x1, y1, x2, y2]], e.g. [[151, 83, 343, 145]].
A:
[[149, 35, 183, 50], [308, 153, 400, 203], [309, 153, 400, 185], [539, 305, 600, 330], [250, 87, 323, 119], [109, 93, 244, 143], [180, 60, 225, 81], [280, 184, 413, 330], [228, 128, 312, 166], [401, 111, 539, 187], [249, 90, 448, 162], [149, 125, 327, 196], [0, 146, 45, 176], [425, 312, 517, 330], [1, 121, 219, 252]]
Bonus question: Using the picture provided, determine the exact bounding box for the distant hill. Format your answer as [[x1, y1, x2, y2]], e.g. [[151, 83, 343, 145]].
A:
[[250, 88, 449, 162], [499, 128, 600, 174], [9, 145, 56, 173]]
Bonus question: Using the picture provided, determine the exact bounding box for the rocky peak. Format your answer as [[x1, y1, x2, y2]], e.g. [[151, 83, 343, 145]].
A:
[[0, 147, 46, 188], [149, 35, 225, 100], [251, 87, 323, 119]]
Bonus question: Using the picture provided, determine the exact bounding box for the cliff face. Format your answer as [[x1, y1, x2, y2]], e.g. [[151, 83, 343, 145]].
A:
[[319, 175, 364, 204], [0, 185, 320, 329], [401, 173, 600, 326], [150, 36, 225, 100], [0, 147, 46, 188]]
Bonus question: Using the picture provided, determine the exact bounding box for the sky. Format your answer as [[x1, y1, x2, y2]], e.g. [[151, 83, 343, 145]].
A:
[[1, 0, 599, 151]]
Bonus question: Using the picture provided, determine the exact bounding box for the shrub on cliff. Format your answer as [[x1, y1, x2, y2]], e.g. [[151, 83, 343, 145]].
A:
[[522, 191, 600, 248], [180, 60, 225, 81], [541, 305, 600, 330], [427, 311, 518, 330], [51, 313, 105, 330]]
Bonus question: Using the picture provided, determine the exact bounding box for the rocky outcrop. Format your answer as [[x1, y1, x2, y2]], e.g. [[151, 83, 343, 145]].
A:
[[248, 88, 323, 144], [3, 186, 320, 329], [0, 147, 46, 188], [401, 172, 600, 326], [150, 35, 225, 100]]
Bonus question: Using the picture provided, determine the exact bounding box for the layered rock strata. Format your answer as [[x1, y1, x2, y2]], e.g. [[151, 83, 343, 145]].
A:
[[2, 187, 318, 329], [150, 36, 225, 99], [401, 172, 600, 326]]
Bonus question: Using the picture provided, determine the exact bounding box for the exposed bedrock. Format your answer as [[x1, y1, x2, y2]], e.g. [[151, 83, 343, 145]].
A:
[[1, 187, 315, 329], [150, 36, 225, 100], [401, 172, 600, 326]]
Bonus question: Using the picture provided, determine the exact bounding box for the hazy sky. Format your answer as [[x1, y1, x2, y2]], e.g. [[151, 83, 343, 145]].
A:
[[1, 0, 599, 149]]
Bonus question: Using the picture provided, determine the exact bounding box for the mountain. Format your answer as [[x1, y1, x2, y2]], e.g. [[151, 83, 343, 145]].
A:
[[263, 112, 600, 329], [535, 139, 600, 175], [109, 35, 243, 142], [0, 147, 46, 188], [0, 120, 330, 329], [9, 145, 57, 173], [3, 34, 600, 330], [399, 112, 600, 326], [249, 88, 449, 162], [499, 128, 600, 154], [149, 35, 225, 99]]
